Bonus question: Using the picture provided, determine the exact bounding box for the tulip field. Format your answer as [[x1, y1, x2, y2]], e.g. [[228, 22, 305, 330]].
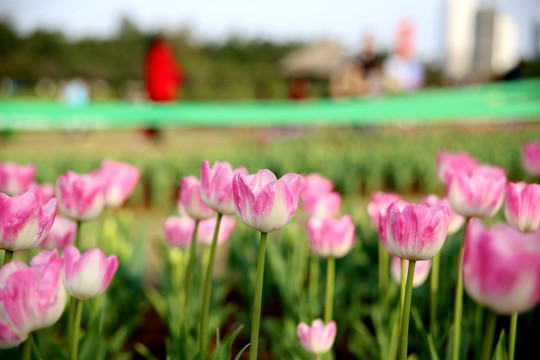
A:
[[1, 124, 540, 360]]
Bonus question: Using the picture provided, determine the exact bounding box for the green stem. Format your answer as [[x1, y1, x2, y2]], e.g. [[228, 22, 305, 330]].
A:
[[74, 220, 82, 249], [70, 299, 84, 360], [315, 354, 322, 360], [67, 298, 75, 350], [22, 333, 32, 360], [324, 257, 335, 323], [249, 232, 268, 360], [400, 259, 406, 317], [399, 260, 416, 360], [184, 220, 200, 329], [508, 312, 518, 360], [379, 243, 388, 294], [452, 217, 470, 360], [198, 213, 222, 360], [309, 254, 319, 318], [480, 310, 497, 360], [3, 250, 14, 266], [430, 252, 441, 335]]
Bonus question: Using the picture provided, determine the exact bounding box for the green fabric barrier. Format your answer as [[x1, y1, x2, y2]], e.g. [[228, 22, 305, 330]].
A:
[[0, 79, 539, 130]]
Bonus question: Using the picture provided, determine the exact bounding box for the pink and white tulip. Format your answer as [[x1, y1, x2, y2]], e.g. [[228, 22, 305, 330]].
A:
[[56, 171, 105, 221], [39, 215, 77, 250], [62, 245, 119, 300], [197, 216, 236, 246], [386, 200, 449, 261], [522, 141, 540, 177], [0, 187, 57, 251], [422, 194, 465, 235], [301, 174, 340, 218], [504, 182, 540, 233], [0, 250, 66, 348], [233, 169, 303, 233], [164, 216, 195, 249], [0, 162, 35, 196], [436, 151, 478, 184], [447, 165, 507, 218], [297, 319, 337, 355], [391, 256, 431, 287], [93, 159, 140, 207], [366, 191, 401, 244], [179, 176, 216, 220], [463, 219, 540, 314], [306, 215, 356, 258], [34, 183, 55, 205], [201, 160, 248, 215]]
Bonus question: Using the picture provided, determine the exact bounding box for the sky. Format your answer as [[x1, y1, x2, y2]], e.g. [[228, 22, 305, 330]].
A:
[[1, 0, 539, 62]]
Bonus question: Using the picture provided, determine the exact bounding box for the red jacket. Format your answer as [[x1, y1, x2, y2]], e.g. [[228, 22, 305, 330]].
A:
[[145, 40, 185, 102]]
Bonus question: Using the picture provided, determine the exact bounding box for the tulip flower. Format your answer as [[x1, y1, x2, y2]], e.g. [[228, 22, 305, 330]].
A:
[[0, 188, 57, 259], [56, 170, 105, 222], [0, 250, 66, 351], [200, 160, 247, 215], [197, 216, 235, 246], [164, 216, 194, 249], [301, 174, 334, 203], [179, 176, 216, 220], [504, 182, 540, 233], [391, 257, 431, 288], [297, 319, 337, 356], [0, 162, 35, 196], [522, 140, 540, 177], [301, 174, 340, 218], [436, 151, 478, 184], [447, 165, 507, 218], [422, 194, 465, 235], [306, 215, 356, 258], [39, 215, 77, 250], [34, 183, 55, 205], [93, 159, 140, 208]]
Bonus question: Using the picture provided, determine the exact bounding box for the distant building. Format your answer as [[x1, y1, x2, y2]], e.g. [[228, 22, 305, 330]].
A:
[[535, 13, 540, 58], [445, 0, 477, 82]]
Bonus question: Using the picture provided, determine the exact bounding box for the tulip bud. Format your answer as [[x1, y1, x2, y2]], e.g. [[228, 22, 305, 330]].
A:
[[504, 182, 540, 233], [197, 216, 235, 246], [0, 162, 35, 196], [39, 215, 77, 250], [56, 171, 105, 221], [306, 215, 356, 258], [436, 151, 478, 184], [391, 256, 431, 287], [164, 216, 194, 249], [201, 160, 248, 215], [297, 319, 337, 355], [179, 176, 216, 220], [523, 141, 540, 177], [93, 159, 140, 208]]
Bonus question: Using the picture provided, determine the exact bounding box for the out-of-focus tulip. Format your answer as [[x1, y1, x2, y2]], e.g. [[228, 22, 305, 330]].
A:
[[0, 250, 66, 348], [163, 216, 194, 248], [306, 215, 356, 258], [197, 216, 235, 246], [93, 159, 140, 207], [233, 169, 303, 233], [0, 162, 35, 196], [297, 319, 337, 355], [463, 219, 540, 314], [386, 200, 449, 261], [523, 141, 540, 177], [0, 187, 57, 251], [62, 245, 118, 300], [200, 160, 248, 215], [391, 256, 431, 287], [447, 165, 507, 218], [179, 176, 216, 220], [436, 151, 478, 184], [504, 182, 540, 233], [422, 194, 465, 235], [39, 215, 77, 250], [301, 174, 340, 218], [301, 174, 334, 203], [56, 171, 105, 221], [34, 183, 55, 205], [366, 191, 401, 242]]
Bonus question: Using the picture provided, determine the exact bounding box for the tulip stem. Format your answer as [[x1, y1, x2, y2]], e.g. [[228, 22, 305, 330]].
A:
[[3, 250, 13, 266], [199, 213, 222, 360], [452, 217, 470, 360], [508, 312, 518, 360], [399, 260, 416, 360], [430, 252, 441, 335], [67, 298, 75, 349], [480, 310, 497, 360], [71, 299, 84, 360], [249, 231, 268, 360], [315, 354, 322, 360], [74, 220, 82, 249], [22, 333, 32, 360], [324, 257, 335, 323], [378, 243, 388, 295], [184, 220, 200, 331], [309, 254, 319, 317], [400, 259, 406, 317]]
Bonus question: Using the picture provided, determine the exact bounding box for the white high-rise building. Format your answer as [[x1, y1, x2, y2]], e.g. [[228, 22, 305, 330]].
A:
[[445, 0, 477, 81], [492, 12, 519, 75]]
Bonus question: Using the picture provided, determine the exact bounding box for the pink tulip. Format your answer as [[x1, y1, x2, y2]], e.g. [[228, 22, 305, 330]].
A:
[[164, 216, 195, 249], [301, 174, 340, 217], [179, 176, 216, 220], [62, 245, 118, 300], [39, 215, 77, 250], [447, 165, 507, 218], [297, 319, 337, 355], [422, 194, 465, 235], [522, 141, 540, 177], [0, 187, 57, 251], [366, 191, 402, 233], [56, 170, 105, 221], [306, 215, 356, 258], [197, 216, 236, 246], [504, 182, 540, 233], [0, 162, 35, 196], [34, 183, 55, 205], [436, 151, 478, 184], [386, 200, 449, 261], [233, 169, 303, 233], [463, 219, 540, 314], [201, 160, 248, 215], [93, 159, 140, 207], [0, 250, 66, 348], [391, 256, 431, 287]]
